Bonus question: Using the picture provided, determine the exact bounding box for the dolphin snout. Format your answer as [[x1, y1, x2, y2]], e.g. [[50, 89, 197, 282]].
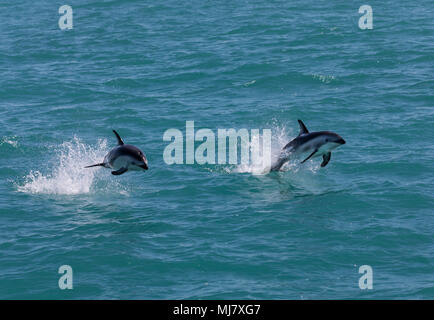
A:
[[338, 138, 346, 145], [139, 163, 148, 170]]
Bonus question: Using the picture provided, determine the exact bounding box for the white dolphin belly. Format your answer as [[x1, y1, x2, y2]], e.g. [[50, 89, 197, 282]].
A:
[[111, 155, 133, 170]]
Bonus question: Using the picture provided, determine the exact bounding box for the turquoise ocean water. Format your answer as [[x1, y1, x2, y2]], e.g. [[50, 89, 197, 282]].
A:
[[0, 1, 433, 299]]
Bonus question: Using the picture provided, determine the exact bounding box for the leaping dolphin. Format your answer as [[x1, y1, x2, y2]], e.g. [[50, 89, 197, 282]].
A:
[[270, 120, 345, 171], [85, 130, 148, 175]]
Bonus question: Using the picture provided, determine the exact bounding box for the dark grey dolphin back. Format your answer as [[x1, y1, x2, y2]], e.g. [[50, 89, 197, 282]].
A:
[[113, 130, 124, 145]]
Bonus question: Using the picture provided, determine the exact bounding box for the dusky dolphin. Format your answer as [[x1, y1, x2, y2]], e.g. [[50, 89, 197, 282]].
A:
[[85, 130, 148, 175], [270, 120, 345, 171]]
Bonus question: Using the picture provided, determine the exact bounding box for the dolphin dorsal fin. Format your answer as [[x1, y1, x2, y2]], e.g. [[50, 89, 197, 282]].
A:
[[113, 130, 124, 145], [297, 120, 309, 136]]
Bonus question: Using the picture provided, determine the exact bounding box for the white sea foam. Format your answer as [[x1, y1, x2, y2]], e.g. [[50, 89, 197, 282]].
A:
[[17, 136, 112, 195]]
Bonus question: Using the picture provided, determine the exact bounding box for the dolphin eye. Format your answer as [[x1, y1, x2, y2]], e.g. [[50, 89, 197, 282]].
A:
[[326, 139, 329, 142]]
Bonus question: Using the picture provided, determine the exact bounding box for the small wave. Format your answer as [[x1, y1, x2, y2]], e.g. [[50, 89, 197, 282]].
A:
[[1, 136, 18, 148], [232, 80, 257, 87], [17, 136, 113, 195], [311, 73, 336, 84]]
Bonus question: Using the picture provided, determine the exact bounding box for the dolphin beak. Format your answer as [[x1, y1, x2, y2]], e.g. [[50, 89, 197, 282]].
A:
[[139, 163, 148, 170], [339, 138, 346, 145]]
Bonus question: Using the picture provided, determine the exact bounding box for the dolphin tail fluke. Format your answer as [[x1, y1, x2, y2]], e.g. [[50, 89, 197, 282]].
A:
[[84, 163, 105, 168], [270, 158, 287, 172]]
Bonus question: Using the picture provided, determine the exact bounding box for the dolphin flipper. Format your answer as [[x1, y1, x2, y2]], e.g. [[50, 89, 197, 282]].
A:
[[111, 167, 128, 175], [112, 130, 124, 145], [321, 152, 331, 167], [301, 149, 318, 164]]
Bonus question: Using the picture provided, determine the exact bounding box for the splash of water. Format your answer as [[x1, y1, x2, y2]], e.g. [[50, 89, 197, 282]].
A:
[[232, 128, 273, 175], [17, 136, 110, 195], [222, 122, 327, 195], [230, 123, 294, 174], [229, 122, 322, 175]]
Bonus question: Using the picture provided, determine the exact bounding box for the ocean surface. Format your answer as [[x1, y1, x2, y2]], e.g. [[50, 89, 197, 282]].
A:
[[0, 0, 433, 299]]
